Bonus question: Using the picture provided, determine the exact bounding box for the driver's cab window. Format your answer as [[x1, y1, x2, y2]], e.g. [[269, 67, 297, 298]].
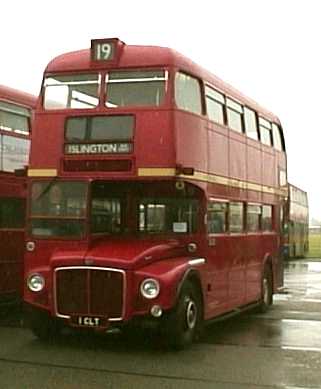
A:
[[91, 198, 121, 234]]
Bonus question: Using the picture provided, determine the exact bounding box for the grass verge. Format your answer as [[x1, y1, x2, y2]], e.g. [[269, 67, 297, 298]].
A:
[[308, 233, 321, 258]]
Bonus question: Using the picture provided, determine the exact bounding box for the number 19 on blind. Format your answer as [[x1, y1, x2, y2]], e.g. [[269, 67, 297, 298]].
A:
[[94, 43, 113, 61]]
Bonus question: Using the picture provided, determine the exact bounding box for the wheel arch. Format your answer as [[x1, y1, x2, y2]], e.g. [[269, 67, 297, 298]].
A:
[[176, 268, 204, 319]]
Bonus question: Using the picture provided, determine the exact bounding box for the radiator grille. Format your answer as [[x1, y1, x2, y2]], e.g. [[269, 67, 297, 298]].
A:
[[55, 267, 124, 319]]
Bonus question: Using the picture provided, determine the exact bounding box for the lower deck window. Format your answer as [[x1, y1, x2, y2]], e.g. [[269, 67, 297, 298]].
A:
[[31, 219, 85, 238], [0, 198, 25, 229], [247, 204, 262, 232], [229, 202, 244, 233], [90, 182, 199, 236], [139, 199, 198, 234], [262, 205, 273, 231], [207, 202, 227, 233], [30, 181, 87, 238]]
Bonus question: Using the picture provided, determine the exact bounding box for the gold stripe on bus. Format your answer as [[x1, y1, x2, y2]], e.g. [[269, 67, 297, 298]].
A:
[[178, 171, 285, 196], [138, 168, 176, 177], [247, 182, 262, 192], [28, 169, 58, 177], [138, 167, 288, 196]]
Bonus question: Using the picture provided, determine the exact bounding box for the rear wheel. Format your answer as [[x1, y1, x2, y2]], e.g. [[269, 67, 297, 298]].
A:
[[163, 280, 202, 350], [259, 265, 273, 313]]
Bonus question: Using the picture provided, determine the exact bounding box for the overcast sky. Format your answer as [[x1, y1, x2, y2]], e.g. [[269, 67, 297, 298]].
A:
[[1, 0, 319, 220]]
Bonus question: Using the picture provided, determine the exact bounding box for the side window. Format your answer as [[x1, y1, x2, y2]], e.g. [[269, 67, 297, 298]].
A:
[[175, 72, 202, 115], [226, 98, 243, 133], [2, 135, 30, 173], [0, 101, 31, 135], [44, 74, 100, 110], [259, 117, 272, 146], [229, 202, 244, 233], [279, 169, 287, 187], [106, 70, 166, 108], [207, 202, 227, 234], [139, 199, 198, 234], [244, 107, 258, 140], [0, 198, 25, 228], [262, 205, 273, 231], [205, 86, 225, 125], [247, 204, 262, 232], [272, 123, 283, 151]]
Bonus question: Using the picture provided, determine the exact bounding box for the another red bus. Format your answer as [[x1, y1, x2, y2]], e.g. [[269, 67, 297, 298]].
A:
[[24, 38, 287, 348], [284, 184, 309, 258], [0, 85, 36, 304]]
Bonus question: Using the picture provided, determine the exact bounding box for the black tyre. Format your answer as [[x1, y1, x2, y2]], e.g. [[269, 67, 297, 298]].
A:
[[163, 280, 202, 350], [28, 310, 61, 341], [258, 265, 273, 313]]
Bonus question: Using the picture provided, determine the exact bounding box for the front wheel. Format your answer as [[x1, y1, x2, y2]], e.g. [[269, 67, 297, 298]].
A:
[[27, 309, 61, 341], [258, 266, 273, 313], [163, 280, 202, 350]]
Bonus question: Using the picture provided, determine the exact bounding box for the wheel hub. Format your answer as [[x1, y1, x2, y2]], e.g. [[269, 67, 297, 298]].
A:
[[263, 278, 269, 305], [186, 299, 197, 329]]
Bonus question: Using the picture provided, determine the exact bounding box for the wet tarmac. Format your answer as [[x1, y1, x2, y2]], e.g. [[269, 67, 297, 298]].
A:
[[2, 259, 320, 350], [0, 259, 321, 388], [202, 259, 321, 352]]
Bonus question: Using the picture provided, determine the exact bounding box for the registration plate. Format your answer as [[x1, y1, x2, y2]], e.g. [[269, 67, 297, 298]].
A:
[[71, 316, 107, 328]]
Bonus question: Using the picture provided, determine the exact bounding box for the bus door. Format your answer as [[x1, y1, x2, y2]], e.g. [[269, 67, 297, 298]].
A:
[[205, 201, 229, 315], [228, 202, 246, 307], [244, 204, 264, 302]]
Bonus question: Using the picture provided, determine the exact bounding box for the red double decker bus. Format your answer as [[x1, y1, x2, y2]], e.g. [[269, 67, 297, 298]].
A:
[[284, 184, 309, 258], [24, 39, 287, 348], [0, 85, 36, 304]]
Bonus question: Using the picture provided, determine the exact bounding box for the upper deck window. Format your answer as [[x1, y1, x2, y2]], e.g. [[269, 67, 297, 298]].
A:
[[44, 74, 100, 110], [226, 98, 243, 133], [105, 70, 167, 108], [244, 107, 258, 140], [259, 117, 272, 146], [175, 72, 202, 115], [272, 123, 283, 151], [0, 101, 30, 134], [205, 86, 225, 125]]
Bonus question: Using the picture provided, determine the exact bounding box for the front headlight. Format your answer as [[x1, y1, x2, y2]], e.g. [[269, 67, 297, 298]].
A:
[[27, 274, 45, 292], [140, 278, 160, 299]]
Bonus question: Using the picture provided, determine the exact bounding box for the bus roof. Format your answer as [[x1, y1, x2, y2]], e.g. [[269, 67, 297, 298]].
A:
[[289, 183, 308, 197], [0, 84, 37, 109], [45, 40, 280, 124]]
